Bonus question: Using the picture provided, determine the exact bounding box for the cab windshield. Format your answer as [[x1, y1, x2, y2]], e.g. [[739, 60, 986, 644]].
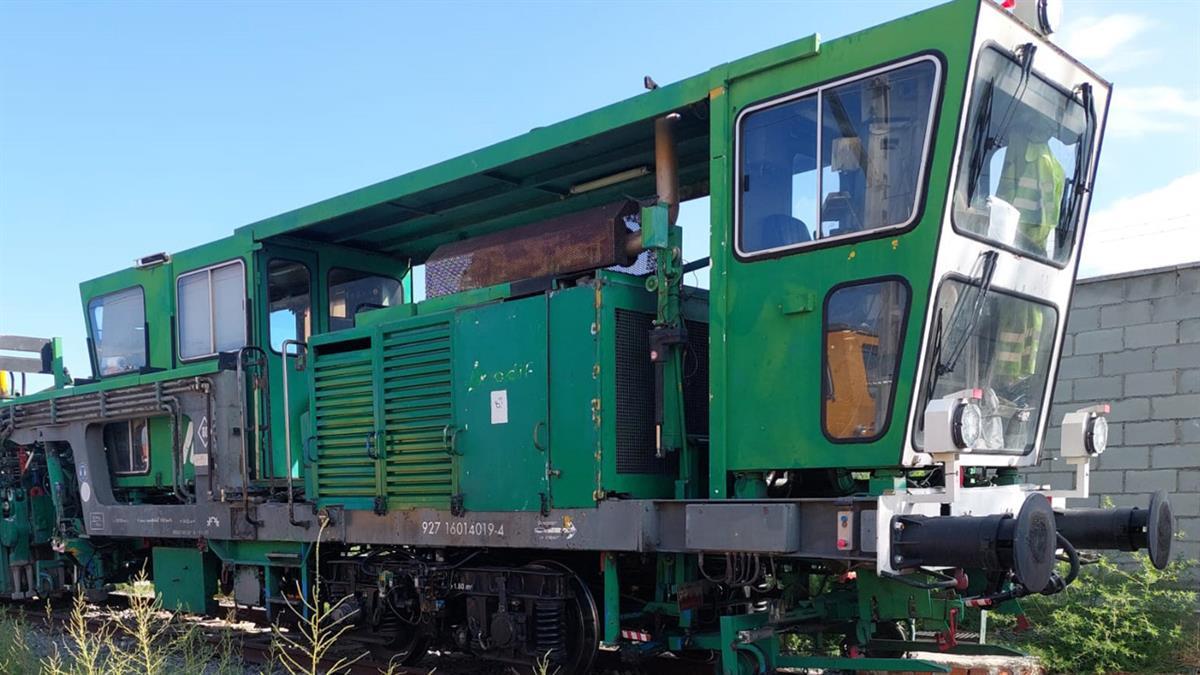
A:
[[917, 277, 1057, 454], [953, 46, 1095, 265]]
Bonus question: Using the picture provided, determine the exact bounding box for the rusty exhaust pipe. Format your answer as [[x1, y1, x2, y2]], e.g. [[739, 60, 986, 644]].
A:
[[624, 113, 681, 258], [655, 113, 680, 225]]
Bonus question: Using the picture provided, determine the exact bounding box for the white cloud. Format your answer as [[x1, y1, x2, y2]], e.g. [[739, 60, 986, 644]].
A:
[[1059, 13, 1159, 75], [1060, 14, 1153, 63], [1106, 86, 1200, 137], [1079, 172, 1200, 277]]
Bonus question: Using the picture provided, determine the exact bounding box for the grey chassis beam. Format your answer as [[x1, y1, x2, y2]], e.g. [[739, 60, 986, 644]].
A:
[[71, 497, 878, 563]]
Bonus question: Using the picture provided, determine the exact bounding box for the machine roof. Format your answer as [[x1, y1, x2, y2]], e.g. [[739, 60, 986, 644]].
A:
[[236, 34, 822, 262]]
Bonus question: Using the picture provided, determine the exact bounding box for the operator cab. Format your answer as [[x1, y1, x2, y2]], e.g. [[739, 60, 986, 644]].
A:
[[77, 236, 412, 496], [713, 0, 1109, 499]]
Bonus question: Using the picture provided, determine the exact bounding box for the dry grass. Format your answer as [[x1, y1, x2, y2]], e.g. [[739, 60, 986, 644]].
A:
[[0, 572, 243, 675], [270, 514, 367, 675]]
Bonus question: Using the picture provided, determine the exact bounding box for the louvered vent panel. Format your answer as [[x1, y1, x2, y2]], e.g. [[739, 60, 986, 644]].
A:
[[381, 321, 455, 508], [312, 346, 377, 499], [614, 310, 677, 475]]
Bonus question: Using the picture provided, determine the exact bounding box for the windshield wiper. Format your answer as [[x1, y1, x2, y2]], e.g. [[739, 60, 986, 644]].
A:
[[965, 81, 995, 203], [927, 251, 999, 394], [966, 44, 1037, 202], [1056, 82, 1096, 252]]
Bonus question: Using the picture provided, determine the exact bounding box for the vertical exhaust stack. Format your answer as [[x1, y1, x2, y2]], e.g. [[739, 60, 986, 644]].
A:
[[624, 113, 681, 259], [655, 114, 680, 225]]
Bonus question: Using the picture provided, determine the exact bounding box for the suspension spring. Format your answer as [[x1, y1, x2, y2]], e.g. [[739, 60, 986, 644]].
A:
[[533, 600, 566, 659]]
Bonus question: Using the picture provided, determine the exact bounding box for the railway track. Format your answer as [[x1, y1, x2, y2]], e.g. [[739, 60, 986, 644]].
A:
[[7, 594, 715, 675]]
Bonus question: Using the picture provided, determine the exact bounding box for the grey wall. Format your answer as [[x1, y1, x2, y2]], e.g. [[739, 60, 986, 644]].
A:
[[1025, 262, 1200, 566]]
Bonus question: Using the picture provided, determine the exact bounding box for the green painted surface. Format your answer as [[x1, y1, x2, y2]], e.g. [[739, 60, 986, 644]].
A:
[[152, 546, 218, 614], [455, 295, 549, 512], [379, 314, 457, 509], [546, 284, 603, 508]]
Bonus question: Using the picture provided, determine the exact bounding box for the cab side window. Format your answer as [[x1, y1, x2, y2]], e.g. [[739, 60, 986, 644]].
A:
[[178, 260, 247, 360], [88, 287, 146, 376], [739, 95, 819, 253], [267, 260, 312, 351], [823, 279, 909, 441], [737, 58, 940, 256], [328, 268, 401, 331]]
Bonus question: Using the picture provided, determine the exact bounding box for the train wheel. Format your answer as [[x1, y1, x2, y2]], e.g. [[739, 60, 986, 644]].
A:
[[528, 561, 600, 674], [368, 579, 429, 665], [366, 625, 428, 666]]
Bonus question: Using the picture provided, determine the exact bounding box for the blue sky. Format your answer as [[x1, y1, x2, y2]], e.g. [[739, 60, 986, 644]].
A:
[[2, 0, 1198, 382]]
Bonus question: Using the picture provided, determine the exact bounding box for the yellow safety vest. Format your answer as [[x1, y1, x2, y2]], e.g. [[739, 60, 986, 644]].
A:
[[994, 139, 1063, 378], [996, 139, 1066, 256]]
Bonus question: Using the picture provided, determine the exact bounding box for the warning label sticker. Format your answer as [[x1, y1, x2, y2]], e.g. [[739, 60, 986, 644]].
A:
[[490, 390, 509, 424]]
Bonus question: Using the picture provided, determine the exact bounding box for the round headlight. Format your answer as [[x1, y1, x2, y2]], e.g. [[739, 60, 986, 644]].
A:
[[1086, 415, 1109, 455], [953, 402, 983, 449], [1039, 0, 1063, 35]]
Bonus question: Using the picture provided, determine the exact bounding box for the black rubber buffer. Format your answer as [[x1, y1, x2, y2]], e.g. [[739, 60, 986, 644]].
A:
[[1055, 490, 1173, 569], [891, 493, 1057, 592]]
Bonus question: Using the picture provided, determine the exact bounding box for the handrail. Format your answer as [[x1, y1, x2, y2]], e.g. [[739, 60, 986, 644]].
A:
[[281, 339, 310, 528], [236, 347, 265, 527]]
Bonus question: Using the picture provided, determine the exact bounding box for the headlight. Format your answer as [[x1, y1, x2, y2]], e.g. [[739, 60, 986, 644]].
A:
[[1061, 404, 1111, 459], [1086, 415, 1108, 455], [953, 402, 982, 449]]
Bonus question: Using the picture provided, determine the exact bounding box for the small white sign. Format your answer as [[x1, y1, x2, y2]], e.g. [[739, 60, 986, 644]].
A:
[[490, 390, 509, 424]]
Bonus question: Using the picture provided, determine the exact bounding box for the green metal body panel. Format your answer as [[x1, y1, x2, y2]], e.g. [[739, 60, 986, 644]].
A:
[[307, 273, 707, 510], [152, 546, 219, 614], [455, 296, 549, 512], [546, 282, 603, 508], [378, 314, 458, 509], [207, 539, 309, 566], [308, 311, 458, 511]]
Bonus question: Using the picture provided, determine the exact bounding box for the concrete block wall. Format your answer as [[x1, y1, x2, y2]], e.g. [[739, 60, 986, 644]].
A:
[[1025, 262, 1200, 566]]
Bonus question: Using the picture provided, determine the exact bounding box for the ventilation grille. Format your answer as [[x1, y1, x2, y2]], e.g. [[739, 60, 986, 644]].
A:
[[380, 321, 455, 508], [614, 310, 710, 475], [683, 318, 710, 437], [312, 347, 377, 499]]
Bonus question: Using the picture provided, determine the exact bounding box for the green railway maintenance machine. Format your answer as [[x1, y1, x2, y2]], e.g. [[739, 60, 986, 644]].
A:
[[0, 0, 1176, 673]]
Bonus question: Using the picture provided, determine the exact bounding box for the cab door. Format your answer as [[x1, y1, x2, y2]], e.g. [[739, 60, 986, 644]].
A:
[[257, 245, 321, 483], [714, 56, 943, 478]]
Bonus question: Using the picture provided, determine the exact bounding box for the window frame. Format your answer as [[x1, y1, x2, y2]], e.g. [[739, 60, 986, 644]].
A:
[[266, 258, 314, 354], [733, 53, 945, 260], [103, 418, 151, 476], [911, 273, 1061, 456], [949, 42, 1093, 270], [175, 258, 248, 362], [326, 267, 401, 330], [819, 275, 912, 444], [87, 285, 149, 378]]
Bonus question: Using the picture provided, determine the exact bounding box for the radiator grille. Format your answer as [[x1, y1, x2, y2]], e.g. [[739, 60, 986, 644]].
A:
[[683, 318, 710, 437], [614, 310, 709, 475], [380, 321, 455, 508], [312, 347, 377, 499]]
